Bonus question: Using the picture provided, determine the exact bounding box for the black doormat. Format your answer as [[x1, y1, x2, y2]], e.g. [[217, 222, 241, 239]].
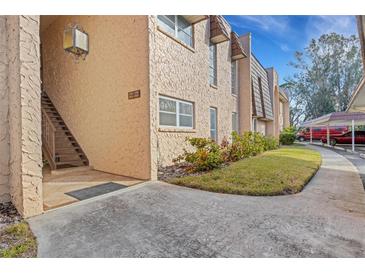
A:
[[65, 182, 127, 201]]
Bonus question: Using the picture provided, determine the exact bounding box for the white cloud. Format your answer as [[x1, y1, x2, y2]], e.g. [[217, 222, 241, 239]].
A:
[[234, 15, 290, 34], [305, 16, 356, 40], [279, 43, 290, 52]]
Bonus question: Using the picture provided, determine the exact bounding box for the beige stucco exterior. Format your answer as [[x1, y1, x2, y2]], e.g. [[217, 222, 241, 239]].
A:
[[149, 17, 238, 167], [41, 16, 151, 180], [0, 15, 290, 217], [238, 34, 253, 133], [0, 16, 43, 217], [0, 16, 10, 203], [266, 67, 281, 138], [238, 33, 287, 137], [281, 92, 290, 129]]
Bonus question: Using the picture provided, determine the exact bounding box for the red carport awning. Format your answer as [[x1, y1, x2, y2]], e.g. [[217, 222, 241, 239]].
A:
[[301, 112, 365, 127]]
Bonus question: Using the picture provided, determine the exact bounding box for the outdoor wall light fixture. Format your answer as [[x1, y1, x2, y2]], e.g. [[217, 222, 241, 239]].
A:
[[63, 24, 89, 58]]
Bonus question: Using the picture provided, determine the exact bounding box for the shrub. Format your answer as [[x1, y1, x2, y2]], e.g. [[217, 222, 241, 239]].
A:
[[263, 136, 279, 150], [280, 126, 296, 145], [226, 131, 277, 161], [174, 137, 224, 172], [175, 132, 279, 173]]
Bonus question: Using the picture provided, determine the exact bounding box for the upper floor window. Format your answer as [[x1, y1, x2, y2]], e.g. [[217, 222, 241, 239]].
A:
[[231, 61, 238, 95], [159, 96, 194, 129], [157, 15, 193, 47], [209, 43, 217, 86]]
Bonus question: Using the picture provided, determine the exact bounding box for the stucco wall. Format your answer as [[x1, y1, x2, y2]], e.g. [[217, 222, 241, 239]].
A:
[[0, 16, 10, 202], [149, 16, 238, 167], [6, 16, 43, 217], [266, 68, 280, 138], [41, 16, 151, 180], [238, 34, 252, 133], [283, 100, 290, 128], [239, 34, 280, 137]]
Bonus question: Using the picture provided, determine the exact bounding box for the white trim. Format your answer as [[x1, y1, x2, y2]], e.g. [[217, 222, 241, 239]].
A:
[[159, 95, 194, 129]]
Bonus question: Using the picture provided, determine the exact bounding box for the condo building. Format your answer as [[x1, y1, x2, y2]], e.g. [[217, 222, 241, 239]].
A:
[[0, 15, 290, 217]]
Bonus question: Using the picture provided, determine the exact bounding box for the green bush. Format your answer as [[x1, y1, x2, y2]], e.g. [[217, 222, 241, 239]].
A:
[[263, 136, 279, 150], [175, 132, 279, 173], [226, 131, 277, 161], [174, 137, 224, 172], [280, 126, 296, 145], [225, 131, 254, 161]]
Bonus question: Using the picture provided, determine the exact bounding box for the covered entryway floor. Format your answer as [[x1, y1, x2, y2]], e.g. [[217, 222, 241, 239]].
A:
[[43, 167, 142, 210]]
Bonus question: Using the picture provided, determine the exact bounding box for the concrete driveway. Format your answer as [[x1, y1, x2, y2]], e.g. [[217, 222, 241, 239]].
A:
[[28, 146, 365, 257]]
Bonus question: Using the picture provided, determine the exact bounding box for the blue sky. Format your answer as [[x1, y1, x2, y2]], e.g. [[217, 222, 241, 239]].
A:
[[224, 16, 358, 84]]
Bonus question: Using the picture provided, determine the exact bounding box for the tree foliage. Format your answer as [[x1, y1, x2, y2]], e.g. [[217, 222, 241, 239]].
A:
[[282, 33, 363, 127]]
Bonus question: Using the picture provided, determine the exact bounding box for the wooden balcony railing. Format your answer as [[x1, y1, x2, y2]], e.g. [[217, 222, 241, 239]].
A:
[[41, 108, 56, 169]]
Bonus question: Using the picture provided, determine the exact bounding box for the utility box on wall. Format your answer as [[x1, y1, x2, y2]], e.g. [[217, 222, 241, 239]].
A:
[[64, 27, 89, 55]]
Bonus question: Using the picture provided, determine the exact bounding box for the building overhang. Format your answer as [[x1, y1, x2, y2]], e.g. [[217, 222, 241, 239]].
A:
[[347, 76, 365, 112], [182, 15, 208, 25], [257, 117, 273, 122], [210, 15, 230, 44], [231, 31, 247, 60], [279, 89, 289, 103]]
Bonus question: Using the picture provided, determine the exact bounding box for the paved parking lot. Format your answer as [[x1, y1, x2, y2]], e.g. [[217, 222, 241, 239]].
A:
[[29, 146, 365, 257]]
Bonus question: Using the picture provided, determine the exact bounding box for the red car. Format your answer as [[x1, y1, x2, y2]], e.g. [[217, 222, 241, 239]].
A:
[[296, 126, 348, 142], [321, 131, 365, 146]]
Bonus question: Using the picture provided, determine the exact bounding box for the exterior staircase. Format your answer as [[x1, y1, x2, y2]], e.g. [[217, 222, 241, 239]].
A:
[[41, 92, 89, 170]]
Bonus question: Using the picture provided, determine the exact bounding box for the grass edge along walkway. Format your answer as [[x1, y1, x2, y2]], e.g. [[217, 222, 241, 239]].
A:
[[168, 145, 322, 196]]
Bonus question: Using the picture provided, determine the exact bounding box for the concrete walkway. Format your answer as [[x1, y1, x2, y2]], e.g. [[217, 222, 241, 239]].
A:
[[323, 147, 365, 190], [28, 146, 365, 257]]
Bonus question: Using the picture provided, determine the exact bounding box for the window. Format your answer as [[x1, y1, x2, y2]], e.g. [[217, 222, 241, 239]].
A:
[[157, 15, 193, 47], [159, 96, 193, 128], [210, 107, 217, 141], [252, 118, 257, 132], [209, 43, 217, 86], [231, 61, 238, 95], [232, 112, 238, 133]]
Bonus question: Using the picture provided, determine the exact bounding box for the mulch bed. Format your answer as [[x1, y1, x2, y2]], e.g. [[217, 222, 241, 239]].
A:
[[158, 163, 191, 181], [157, 162, 229, 182], [0, 202, 21, 230]]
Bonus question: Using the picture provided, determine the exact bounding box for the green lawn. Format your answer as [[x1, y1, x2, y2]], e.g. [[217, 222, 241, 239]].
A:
[[0, 222, 37, 258], [168, 145, 321, 196]]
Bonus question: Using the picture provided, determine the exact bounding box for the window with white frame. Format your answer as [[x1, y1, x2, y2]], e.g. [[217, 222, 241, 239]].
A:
[[159, 96, 193, 128], [232, 112, 238, 133], [209, 43, 217, 86], [157, 15, 193, 47], [231, 61, 238, 95], [210, 107, 217, 141]]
